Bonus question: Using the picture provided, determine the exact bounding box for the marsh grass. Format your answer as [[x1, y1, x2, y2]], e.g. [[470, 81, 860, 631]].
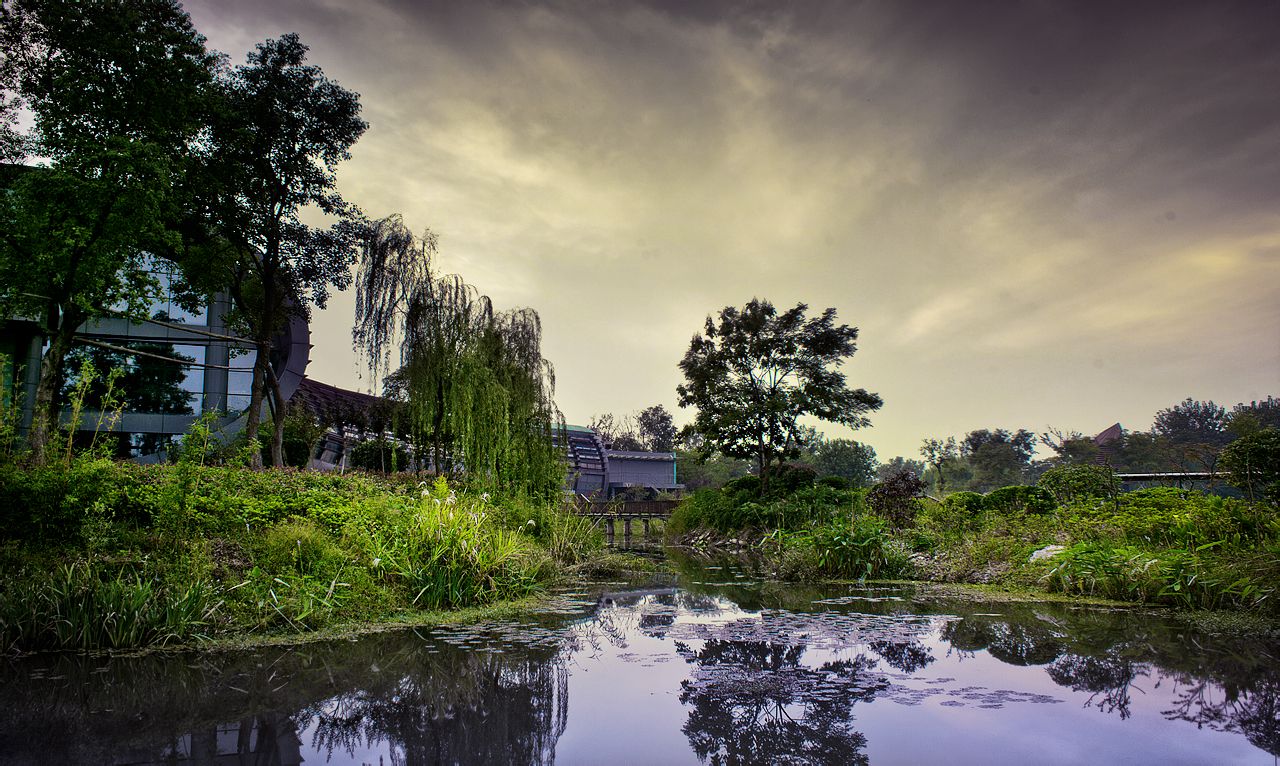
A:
[[0, 463, 599, 651], [0, 563, 217, 651]]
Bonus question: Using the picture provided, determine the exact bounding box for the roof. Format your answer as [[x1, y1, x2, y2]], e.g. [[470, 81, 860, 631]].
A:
[[290, 377, 399, 430], [605, 449, 676, 462]]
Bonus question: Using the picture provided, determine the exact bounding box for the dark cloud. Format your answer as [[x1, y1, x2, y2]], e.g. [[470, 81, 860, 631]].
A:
[[183, 0, 1280, 456]]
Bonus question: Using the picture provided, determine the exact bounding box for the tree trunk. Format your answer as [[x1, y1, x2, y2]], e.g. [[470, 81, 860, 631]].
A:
[[267, 366, 286, 468], [28, 324, 76, 467], [244, 341, 269, 469]]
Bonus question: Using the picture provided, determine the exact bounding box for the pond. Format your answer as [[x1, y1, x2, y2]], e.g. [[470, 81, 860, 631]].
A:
[[1, 561, 1276, 765]]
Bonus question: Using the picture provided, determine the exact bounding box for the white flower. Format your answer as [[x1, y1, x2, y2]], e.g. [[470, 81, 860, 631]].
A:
[[526, 519, 536, 528], [481, 492, 490, 502], [372, 557, 381, 567]]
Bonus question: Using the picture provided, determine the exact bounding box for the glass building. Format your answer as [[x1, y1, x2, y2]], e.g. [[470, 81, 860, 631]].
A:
[[2, 259, 310, 461]]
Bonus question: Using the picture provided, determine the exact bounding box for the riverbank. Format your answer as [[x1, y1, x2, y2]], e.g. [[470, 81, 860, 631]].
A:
[[0, 458, 655, 653], [664, 472, 1280, 617]]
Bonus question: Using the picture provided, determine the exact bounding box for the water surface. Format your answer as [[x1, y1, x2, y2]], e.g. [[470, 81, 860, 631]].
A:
[[1, 563, 1276, 764]]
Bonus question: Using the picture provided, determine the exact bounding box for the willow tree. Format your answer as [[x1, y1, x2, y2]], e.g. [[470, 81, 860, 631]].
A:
[[354, 216, 564, 499]]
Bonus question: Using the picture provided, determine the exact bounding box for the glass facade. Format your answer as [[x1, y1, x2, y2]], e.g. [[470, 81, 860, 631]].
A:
[[62, 341, 205, 415], [227, 348, 257, 413], [109, 255, 209, 324]]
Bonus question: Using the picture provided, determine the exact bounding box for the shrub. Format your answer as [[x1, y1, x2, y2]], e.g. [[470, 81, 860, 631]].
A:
[[944, 491, 986, 517], [762, 462, 817, 497], [0, 563, 217, 651], [868, 468, 925, 527], [784, 515, 912, 581], [817, 475, 850, 490], [984, 485, 1056, 515], [349, 439, 409, 472], [1220, 428, 1280, 504], [1038, 464, 1118, 505], [255, 517, 346, 579]]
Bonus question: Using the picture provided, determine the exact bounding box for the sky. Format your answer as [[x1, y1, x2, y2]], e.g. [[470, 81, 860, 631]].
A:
[[182, 0, 1280, 461]]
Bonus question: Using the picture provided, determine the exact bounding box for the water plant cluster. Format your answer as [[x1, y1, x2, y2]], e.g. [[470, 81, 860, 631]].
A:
[[667, 465, 1280, 613], [0, 458, 604, 652]]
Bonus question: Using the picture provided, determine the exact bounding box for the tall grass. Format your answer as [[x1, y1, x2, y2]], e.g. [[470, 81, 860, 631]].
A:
[[347, 479, 551, 610], [0, 563, 217, 651]]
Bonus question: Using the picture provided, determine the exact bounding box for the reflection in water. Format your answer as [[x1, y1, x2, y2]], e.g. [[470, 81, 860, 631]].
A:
[[311, 652, 567, 765], [676, 640, 883, 765], [0, 571, 1278, 764], [0, 625, 573, 766], [933, 605, 1280, 755]]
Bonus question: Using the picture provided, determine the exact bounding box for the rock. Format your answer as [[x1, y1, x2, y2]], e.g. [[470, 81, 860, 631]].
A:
[[1029, 544, 1067, 563]]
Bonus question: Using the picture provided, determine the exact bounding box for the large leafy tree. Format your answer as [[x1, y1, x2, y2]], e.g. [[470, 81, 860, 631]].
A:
[[200, 33, 366, 467], [677, 299, 882, 484], [0, 0, 217, 464], [636, 404, 678, 452], [811, 438, 878, 488], [1152, 398, 1230, 475], [959, 428, 1037, 492]]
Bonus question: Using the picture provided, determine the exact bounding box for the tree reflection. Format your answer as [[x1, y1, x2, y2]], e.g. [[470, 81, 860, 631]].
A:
[[868, 639, 935, 673], [941, 616, 1064, 666], [1047, 654, 1147, 719], [935, 605, 1280, 758], [311, 650, 567, 766], [0, 631, 569, 766], [676, 639, 884, 765]]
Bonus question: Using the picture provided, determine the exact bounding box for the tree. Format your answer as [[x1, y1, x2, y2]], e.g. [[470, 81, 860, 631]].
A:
[[636, 405, 678, 452], [876, 456, 925, 483], [1039, 428, 1101, 466], [201, 33, 367, 467], [919, 437, 960, 495], [675, 450, 751, 491], [589, 412, 643, 451], [353, 216, 564, 499], [1220, 429, 1280, 504], [811, 438, 877, 488], [0, 0, 217, 464], [1152, 398, 1229, 475], [959, 428, 1036, 492], [1227, 397, 1280, 438], [676, 299, 882, 488]]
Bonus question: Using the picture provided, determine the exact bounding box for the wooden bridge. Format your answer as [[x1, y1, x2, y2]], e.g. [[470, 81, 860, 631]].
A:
[[567, 499, 679, 545]]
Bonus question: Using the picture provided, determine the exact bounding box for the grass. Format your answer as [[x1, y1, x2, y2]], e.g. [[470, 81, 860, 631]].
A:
[[0, 459, 606, 652], [667, 478, 1280, 615]]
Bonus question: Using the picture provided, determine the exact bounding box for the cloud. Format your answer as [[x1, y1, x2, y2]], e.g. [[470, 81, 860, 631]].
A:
[[184, 0, 1280, 457]]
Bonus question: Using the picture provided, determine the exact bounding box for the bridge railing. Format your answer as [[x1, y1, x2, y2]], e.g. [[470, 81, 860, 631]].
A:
[[566, 499, 680, 518]]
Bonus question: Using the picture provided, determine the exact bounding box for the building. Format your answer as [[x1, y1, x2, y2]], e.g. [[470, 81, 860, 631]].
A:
[[563, 425, 681, 499], [1, 257, 309, 460]]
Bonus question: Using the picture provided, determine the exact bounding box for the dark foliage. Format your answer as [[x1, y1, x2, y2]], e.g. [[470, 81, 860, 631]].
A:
[[867, 467, 925, 527]]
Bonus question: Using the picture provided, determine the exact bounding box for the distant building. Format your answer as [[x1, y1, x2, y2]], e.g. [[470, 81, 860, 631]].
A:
[[1093, 422, 1124, 465], [563, 424, 681, 499]]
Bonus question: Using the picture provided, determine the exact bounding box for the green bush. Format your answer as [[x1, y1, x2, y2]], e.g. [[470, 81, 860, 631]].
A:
[[761, 462, 816, 497], [944, 491, 986, 517], [809, 514, 912, 580], [1220, 428, 1280, 504], [0, 563, 217, 651], [817, 475, 850, 490], [1038, 464, 1117, 505], [983, 485, 1056, 515], [349, 439, 409, 472]]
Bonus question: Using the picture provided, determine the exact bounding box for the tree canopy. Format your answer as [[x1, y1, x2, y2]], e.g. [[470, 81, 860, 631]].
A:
[[677, 299, 882, 482], [0, 0, 218, 464], [199, 32, 367, 467]]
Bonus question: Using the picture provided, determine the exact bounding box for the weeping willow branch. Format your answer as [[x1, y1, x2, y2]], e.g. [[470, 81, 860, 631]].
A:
[[354, 215, 565, 499]]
